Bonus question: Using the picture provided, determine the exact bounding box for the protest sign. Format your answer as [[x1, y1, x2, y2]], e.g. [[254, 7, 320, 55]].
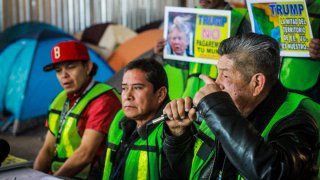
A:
[[247, 0, 313, 57], [163, 6, 231, 64]]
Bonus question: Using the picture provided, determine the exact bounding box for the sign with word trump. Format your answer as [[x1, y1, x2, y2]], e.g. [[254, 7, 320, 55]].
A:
[[247, 0, 313, 57], [163, 6, 231, 64]]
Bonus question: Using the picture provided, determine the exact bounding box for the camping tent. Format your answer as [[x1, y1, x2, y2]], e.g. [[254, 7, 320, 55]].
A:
[[106, 29, 163, 91], [0, 30, 114, 134], [74, 23, 137, 60], [107, 29, 163, 72], [106, 51, 154, 93], [135, 20, 163, 33], [0, 21, 64, 51]]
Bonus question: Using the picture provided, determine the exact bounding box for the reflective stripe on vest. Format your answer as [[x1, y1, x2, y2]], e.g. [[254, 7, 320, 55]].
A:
[[190, 92, 319, 179], [48, 83, 114, 179], [190, 121, 216, 180], [280, 1, 320, 91], [103, 110, 164, 180], [103, 110, 124, 180]]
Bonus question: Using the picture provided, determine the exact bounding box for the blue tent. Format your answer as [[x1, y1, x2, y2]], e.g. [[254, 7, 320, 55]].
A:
[[0, 30, 114, 134], [0, 21, 64, 51]]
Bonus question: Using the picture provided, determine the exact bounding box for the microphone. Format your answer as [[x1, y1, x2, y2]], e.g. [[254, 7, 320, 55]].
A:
[[147, 105, 200, 125], [148, 114, 168, 125], [0, 139, 10, 167], [147, 105, 203, 126]]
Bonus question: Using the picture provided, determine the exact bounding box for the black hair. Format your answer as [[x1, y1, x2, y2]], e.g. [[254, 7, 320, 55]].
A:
[[81, 61, 98, 77], [218, 33, 280, 88], [89, 62, 98, 77], [124, 58, 168, 93]]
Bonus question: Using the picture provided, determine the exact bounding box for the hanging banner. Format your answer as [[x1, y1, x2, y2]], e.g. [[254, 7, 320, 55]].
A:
[[163, 6, 231, 65], [247, 0, 313, 57]]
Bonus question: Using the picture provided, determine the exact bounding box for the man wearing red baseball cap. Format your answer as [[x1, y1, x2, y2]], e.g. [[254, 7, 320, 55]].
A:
[[34, 40, 121, 179]]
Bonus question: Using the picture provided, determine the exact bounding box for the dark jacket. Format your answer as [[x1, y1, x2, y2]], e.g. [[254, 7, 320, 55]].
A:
[[163, 82, 319, 179]]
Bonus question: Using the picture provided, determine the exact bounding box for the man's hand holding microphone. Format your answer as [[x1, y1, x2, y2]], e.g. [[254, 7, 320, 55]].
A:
[[163, 74, 222, 136]]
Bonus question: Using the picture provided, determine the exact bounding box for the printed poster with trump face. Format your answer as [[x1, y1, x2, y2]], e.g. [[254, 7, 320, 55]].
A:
[[247, 0, 313, 57], [163, 6, 231, 65]]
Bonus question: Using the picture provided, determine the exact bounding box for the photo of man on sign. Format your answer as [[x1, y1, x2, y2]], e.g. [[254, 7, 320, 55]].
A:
[[163, 6, 231, 65], [167, 14, 195, 57]]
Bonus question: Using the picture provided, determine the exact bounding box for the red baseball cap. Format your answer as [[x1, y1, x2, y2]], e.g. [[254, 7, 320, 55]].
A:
[[43, 40, 90, 72]]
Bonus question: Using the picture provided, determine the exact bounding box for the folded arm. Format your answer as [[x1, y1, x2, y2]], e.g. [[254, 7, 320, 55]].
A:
[[53, 129, 104, 177]]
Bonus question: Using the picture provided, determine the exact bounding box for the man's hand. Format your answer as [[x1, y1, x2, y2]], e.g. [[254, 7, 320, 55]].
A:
[[164, 97, 196, 137], [53, 129, 104, 177], [153, 38, 166, 56], [193, 74, 222, 105], [33, 131, 56, 173], [309, 38, 320, 59]]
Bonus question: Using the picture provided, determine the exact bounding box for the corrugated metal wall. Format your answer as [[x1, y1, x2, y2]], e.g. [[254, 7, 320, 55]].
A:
[[0, 0, 183, 34]]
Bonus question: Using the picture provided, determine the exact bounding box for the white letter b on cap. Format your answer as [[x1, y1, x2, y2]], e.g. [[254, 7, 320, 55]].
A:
[[53, 46, 61, 59]]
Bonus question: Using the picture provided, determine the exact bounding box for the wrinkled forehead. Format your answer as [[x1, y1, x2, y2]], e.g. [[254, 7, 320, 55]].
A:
[[217, 55, 235, 70]]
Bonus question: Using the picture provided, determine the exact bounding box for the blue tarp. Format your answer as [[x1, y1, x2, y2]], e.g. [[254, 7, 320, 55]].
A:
[[0, 29, 114, 134]]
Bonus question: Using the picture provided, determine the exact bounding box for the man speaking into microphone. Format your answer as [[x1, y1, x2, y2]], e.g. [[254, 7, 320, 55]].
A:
[[162, 33, 320, 179]]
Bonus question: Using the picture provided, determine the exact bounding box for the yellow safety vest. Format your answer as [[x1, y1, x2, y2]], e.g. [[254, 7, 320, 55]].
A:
[[103, 110, 164, 180], [48, 83, 114, 179]]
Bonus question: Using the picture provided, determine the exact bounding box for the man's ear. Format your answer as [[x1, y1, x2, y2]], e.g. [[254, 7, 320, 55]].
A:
[[251, 73, 266, 97], [156, 86, 168, 104], [86, 61, 93, 75]]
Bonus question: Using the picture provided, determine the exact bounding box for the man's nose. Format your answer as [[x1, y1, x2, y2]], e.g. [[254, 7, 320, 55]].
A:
[[60, 68, 69, 78], [215, 76, 224, 90], [123, 88, 134, 100]]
